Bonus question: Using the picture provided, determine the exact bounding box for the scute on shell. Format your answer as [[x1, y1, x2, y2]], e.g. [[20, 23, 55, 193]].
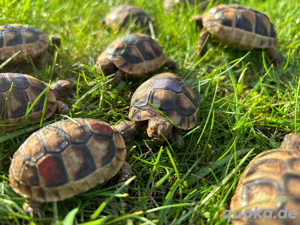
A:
[[0, 73, 57, 132], [202, 4, 277, 49], [9, 118, 126, 203], [0, 24, 49, 64], [96, 33, 167, 79], [129, 72, 199, 130], [104, 4, 151, 31], [230, 148, 300, 224]]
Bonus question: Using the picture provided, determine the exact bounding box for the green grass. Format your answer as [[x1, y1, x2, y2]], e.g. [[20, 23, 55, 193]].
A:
[[0, 0, 300, 224]]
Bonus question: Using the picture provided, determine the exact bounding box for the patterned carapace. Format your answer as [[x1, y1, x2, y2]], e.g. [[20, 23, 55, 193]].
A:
[[104, 4, 151, 30], [129, 72, 199, 130], [206, 5, 276, 38], [9, 118, 127, 202], [0, 24, 49, 64], [96, 33, 168, 79], [230, 149, 300, 224], [0, 73, 56, 123]]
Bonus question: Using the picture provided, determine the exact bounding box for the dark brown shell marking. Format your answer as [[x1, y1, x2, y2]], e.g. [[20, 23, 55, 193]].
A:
[[105, 4, 151, 30], [129, 72, 199, 130], [0, 73, 57, 131], [0, 24, 49, 64], [230, 149, 300, 224], [9, 118, 126, 203], [202, 4, 277, 50], [96, 33, 167, 79]]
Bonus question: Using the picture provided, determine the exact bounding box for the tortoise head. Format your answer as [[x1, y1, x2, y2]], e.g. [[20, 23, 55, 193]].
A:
[[280, 133, 300, 150], [190, 15, 203, 30], [51, 80, 73, 101], [114, 120, 137, 147], [96, 58, 116, 76], [47, 36, 61, 55], [51, 36, 61, 48]]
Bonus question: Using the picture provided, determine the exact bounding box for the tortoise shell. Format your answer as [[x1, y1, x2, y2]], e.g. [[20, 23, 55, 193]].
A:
[[0, 24, 49, 64], [0, 73, 58, 131], [9, 118, 126, 203], [163, 0, 208, 12], [230, 149, 300, 224], [104, 4, 151, 30], [129, 72, 199, 130], [202, 4, 277, 50], [96, 33, 167, 79]]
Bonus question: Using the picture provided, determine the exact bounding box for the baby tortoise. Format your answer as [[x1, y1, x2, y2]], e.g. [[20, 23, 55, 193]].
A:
[[9, 118, 136, 217], [191, 4, 282, 66], [230, 133, 300, 224], [0, 73, 72, 131], [102, 4, 152, 32], [96, 33, 176, 86], [0, 24, 60, 66], [163, 0, 209, 12], [129, 72, 199, 149]]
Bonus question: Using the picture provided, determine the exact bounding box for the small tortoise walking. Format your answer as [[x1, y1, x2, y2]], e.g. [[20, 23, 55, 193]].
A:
[[0, 73, 72, 131], [0, 24, 60, 66], [102, 5, 152, 31], [96, 33, 176, 86], [163, 0, 209, 12], [230, 133, 300, 224], [191, 4, 282, 66], [129, 72, 199, 149], [9, 118, 136, 216]]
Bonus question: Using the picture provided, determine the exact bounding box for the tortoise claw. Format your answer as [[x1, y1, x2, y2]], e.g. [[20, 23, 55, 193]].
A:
[[23, 202, 44, 218]]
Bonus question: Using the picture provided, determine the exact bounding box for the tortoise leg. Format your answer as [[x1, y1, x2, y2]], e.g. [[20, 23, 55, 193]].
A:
[[23, 201, 44, 218], [198, 30, 211, 56], [170, 128, 185, 149], [135, 120, 148, 131], [147, 117, 173, 141], [190, 15, 203, 30], [36, 51, 53, 68], [56, 101, 70, 115], [114, 120, 137, 147], [117, 161, 132, 193], [113, 70, 125, 87], [164, 60, 177, 70], [266, 48, 282, 66]]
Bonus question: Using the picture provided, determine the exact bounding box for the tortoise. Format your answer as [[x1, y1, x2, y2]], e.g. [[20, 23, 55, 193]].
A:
[[0, 73, 72, 131], [230, 133, 300, 224], [102, 4, 152, 31], [191, 4, 282, 66], [9, 118, 136, 217], [0, 24, 60, 66], [128, 72, 199, 149], [163, 0, 209, 12], [96, 33, 177, 86]]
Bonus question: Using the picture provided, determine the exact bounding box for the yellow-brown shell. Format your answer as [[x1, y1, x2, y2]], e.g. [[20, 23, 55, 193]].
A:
[[0, 73, 58, 131], [163, 0, 208, 12], [230, 149, 300, 224], [129, 72, 199, 130], [104, 4, 151, 30], [96, 33, 167, 79], [0, 24, 49, 64], [9, 118, 126, 203], [202, 4, 277, 50]]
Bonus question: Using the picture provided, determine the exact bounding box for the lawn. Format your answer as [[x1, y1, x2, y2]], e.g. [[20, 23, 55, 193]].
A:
[[0, 0, 300, 224]]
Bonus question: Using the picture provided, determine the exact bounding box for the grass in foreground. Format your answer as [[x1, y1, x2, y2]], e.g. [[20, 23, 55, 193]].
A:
[[1, 0, 300, 224]]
